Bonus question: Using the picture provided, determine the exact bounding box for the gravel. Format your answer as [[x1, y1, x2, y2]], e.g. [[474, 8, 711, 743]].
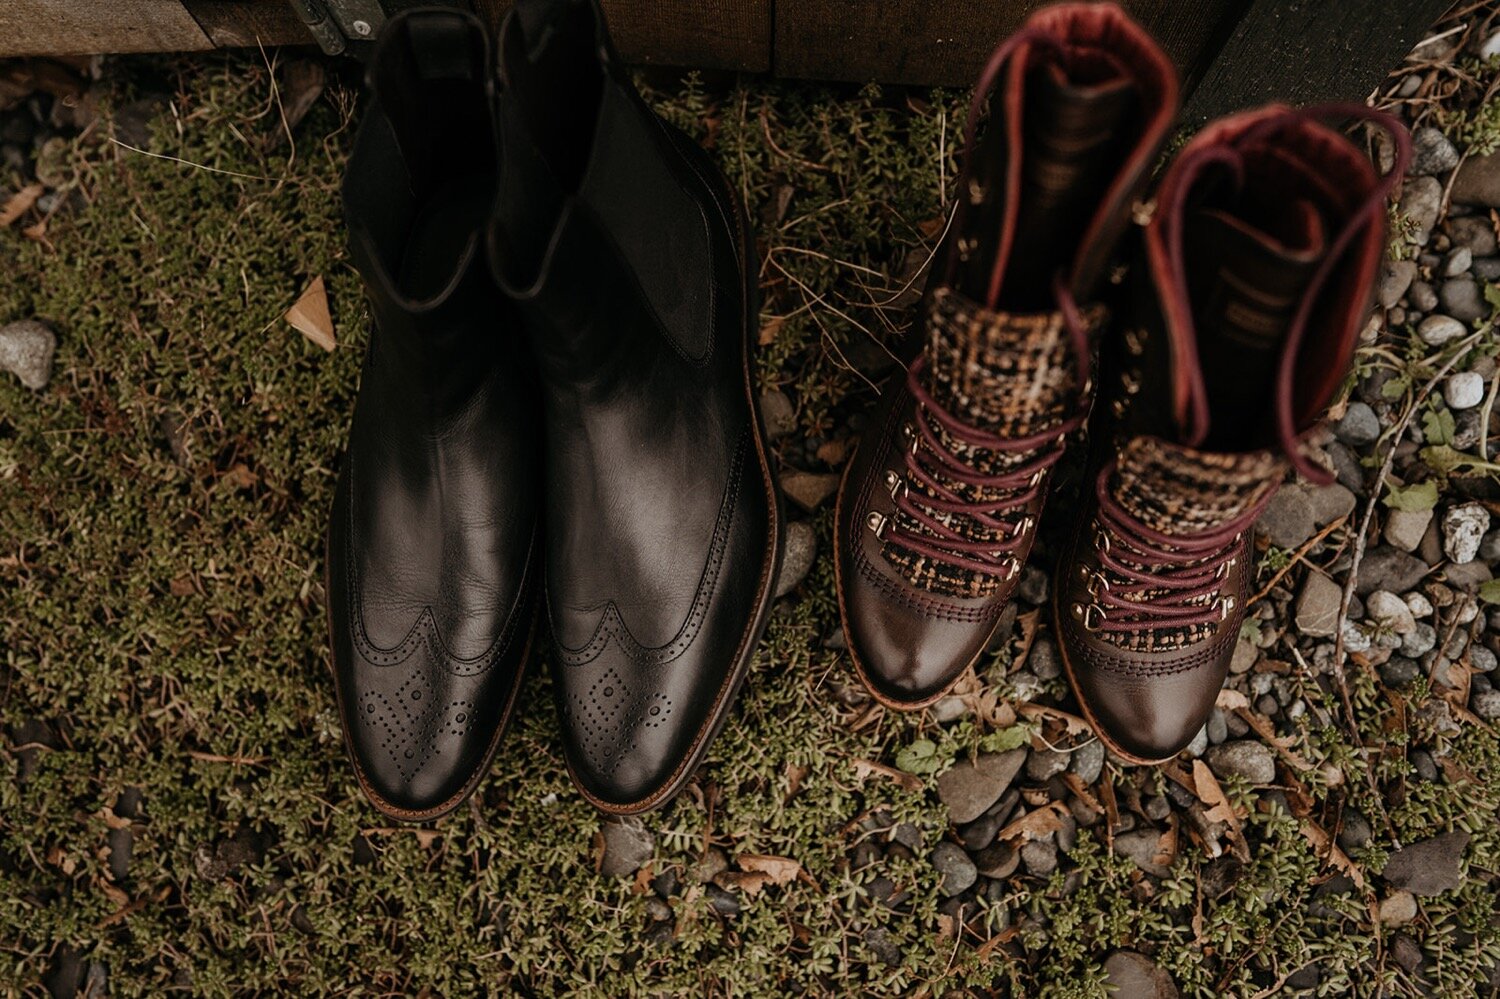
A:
[[930, 841, 977, 896], [1442, 503, 1490, 563], [1384, 508, 1433, 552], [1381, 831, 1470, 896], [1398, 176, 1443, 241], [1417, 314, 1467, 346], [1409, 126, 1459, 176], [1365, 590, 1417, 634], [1356, 547, 1429, 595], [1439, 277, 1486, 321], [0, 320, 56, 390], [1204, 740, 1276, 784], [600, 817, 655, 876], [773, 521, 817, 597], [1295, 571, 1343, 637], [935, 749, 1028, 824], [1444, 371, 1486, 410], [1332, 401, 1380, 447]]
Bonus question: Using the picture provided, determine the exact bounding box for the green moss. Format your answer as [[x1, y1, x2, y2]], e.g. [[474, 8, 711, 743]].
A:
[[0, 53, 1496, 998]]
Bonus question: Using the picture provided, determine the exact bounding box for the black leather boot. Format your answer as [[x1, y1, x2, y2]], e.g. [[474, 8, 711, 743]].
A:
[[328, 9, 541, 821], [489, 0, 782, 814]]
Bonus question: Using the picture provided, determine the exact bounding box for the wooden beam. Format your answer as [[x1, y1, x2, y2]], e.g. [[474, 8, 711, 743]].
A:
[[0, 0, 213, 57], [182, 2, 315, 48], [1182, 0, 1452, 123]]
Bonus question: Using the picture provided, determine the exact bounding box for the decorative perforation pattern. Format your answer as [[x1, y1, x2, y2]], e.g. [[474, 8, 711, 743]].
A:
[[357, 667, 477, 781], [561, 667, 674, 778]]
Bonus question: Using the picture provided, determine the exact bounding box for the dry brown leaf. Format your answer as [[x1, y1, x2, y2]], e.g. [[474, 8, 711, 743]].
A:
[[286, 276, 335, 351], [815, 438, 849, 466], [1016, 702, 1092, 736], [851, 757, 923, 793], [1191, 760, 1241, 827], [1300, 819, 1365, 890], [0, 183, 43, 227], [715, 870, 773, 895], [1233, 708, 1311, 770], [998, 802, 1068, 844], [783, 762, 809, 801], [759, 315, 786, 346], [738, 854, 801, 885], [1215, 689, 1251, 712], [413, 828, 440, 850], [101, 807, 131, 830]]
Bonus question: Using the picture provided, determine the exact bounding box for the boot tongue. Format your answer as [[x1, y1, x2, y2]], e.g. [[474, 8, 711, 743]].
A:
[[997, 61, 1140, 309], [1188, 199, 1326, 452]]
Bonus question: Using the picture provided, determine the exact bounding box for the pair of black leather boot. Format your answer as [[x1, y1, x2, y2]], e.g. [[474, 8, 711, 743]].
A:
[[328, 2, 782, 820]]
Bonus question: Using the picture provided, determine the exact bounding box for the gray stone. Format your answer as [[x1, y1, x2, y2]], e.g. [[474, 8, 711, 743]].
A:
[[1026, 748, 1068, 782], [1205, 740, 1276, 784], [935, 749, 1028, 824], [1207, 709, 1228, 745], [1418, 313, 1467, 346], [1333, 401, 1380, 448], [1443, 503, 1490, 564], [1016, 565, 1048, 605], [1381, 831, 1469, 896], [1450, 215, 1499, 257], [1307, 483, 1357, 526], [1020, 839, 1058, 877], [1409, 280, 1439, 312], [1337, 809, 1372, 851], [1451, 151, 1500, 209], [0, 319, 55, 390], [1341, 618, 1372, 654], [1471, 645, 1496, 672], [1402, 622, 1438, 657], [1185, 726, 1209, 758], [1295, 571, 1343, 638], [1384, 508, 1433, 553], [973, 841, 1018, 879], [759, 389, 796, 439], [773, 521, 816, 598], [930, 695, 970, 724], [1113, 828, 1172, 877], [1366, 590, 1417, 634], [1410, 127, 1459, 177], [1443, 246, 1474, 278], [1378, 258, 1417, 309], [1445, 559, 1493, 590], [1476, 256, 1500, 282], [1472, 686, 1500, 720], [1258, 488, 1316, 548], [1399, 176, 1443, 240], [1445, 371, 1486, 410], [1030, 636, 1061, 680], [1102, 951, 1180, 999], [1380, 656, 1421, 688], [1440, 278, 1486, 322], [1379, 890, 1419, 927], [1230, 636, 1258, 674], [1357, 547, 1429, 596], [1070, 740, 1104, 785], [600, 817, 655, 876], [930, 841, 977, 896]]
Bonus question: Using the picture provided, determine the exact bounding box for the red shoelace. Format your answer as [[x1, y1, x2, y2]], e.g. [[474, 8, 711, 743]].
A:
[[1080, 102, 1411, 639], [881, 276, 1094, 582]]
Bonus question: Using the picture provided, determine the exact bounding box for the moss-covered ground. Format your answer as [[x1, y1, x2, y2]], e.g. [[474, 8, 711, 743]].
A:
[[0, 50, 1497, 997]]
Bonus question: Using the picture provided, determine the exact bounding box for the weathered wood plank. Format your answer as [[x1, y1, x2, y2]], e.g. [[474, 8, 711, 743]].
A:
[[0, 0, 213, 57], [1182, 0, 1452, 123], [182, 1, 314, 48], [771, 0, 1241, 87], [472, 0, 772, 72]]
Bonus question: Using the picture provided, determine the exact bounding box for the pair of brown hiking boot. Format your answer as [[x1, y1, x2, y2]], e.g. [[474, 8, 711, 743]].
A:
[[834, 3, 1410, 763]]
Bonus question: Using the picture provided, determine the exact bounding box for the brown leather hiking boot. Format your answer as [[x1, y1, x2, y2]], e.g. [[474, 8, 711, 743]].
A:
[[834, 3, 1178, 709], [1054, 105, 1409, 763]]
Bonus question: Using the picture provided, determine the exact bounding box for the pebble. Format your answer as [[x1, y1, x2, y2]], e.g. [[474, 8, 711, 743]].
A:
[[1341, 619, 1372, 654], [1471, 645, 1496, 672], [0, 319, 56, 390], [1384, 508, 1433, 552], [1402, 622, 1438, 658], [1332, 401, 1379, 448], [1365, 590, 1417, 634], [1472, 686, 1500, 720], [1102, 951, 1180, 999], [759, 389, 796, 439], [1449, 215, 1498, 257], [1443, 247, 1474, 278], [1439, 278, 1486, 322], [1409, 126, 1459, 176], [1337, 809, 1372, 851], [974, 841, 1019, 879], [1378, 258, 1416, 309], [779, 471, 840, 511], [1445, 559, 1493, 590], [1417, 314, 1467, 346], [1069, 740, 1104, 785], [930, 695, 970, 724], [1379, 890, 1419, 927], [1410, 747, 1441, 781], [1442, 503, 1490, 563], [1026, 748, 1068, 782], [1307, 483, 1356, 526], [1184, 725, 1208, 758], [600, 817, 655, 876], [1230, 637, 1258, 674], [935, 748, 1028, 824], [1205, 740, 1276, 784], [930, 841, 978, 896], [1030, 636, 1062, 680], [1258, 488, 1316, 548], [1295, 571, 1343, 638], [1399, 176, 1443, 241], [1409, 280, 1440, 312], [1206, 709, 1228, 745], [706, 884, 741, 917], [1114, 828, 1171, 876], [1020, 839, 1058, 877], [1356, 547, 1429, 596], [1016, 565, 1048, 605], [1451, 150, 1500, 208], [1445, 371, 1486, 410], [1380, 656, 1421, 688], [1381, 831, 1469, 896], [773, 521, 817, 598]]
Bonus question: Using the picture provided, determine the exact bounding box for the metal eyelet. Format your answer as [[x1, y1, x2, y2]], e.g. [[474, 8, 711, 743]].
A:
[[1029, 470, 1045, 488], [1004, 558, 1020, 581], [866, 512, 888, 539], [967, 178, 987, 205], [901, 422, 919, 454], [1017, 515, 1036, 535], [1218, 595, 1237, 620], [1120, 371, 1141, 396], [1071, 602, 1105, 631], [1131, 199, 1157, 227], [1086, 570, 1111, 599], [884, 470, 907, 500], [1123, 328, 1146, 357], [1111, 398, 1129, 418], [1093, 523, 1111, 553]]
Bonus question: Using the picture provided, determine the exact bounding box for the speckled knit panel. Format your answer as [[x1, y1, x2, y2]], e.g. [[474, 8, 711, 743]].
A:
[[882, 288, 1106, 598]]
